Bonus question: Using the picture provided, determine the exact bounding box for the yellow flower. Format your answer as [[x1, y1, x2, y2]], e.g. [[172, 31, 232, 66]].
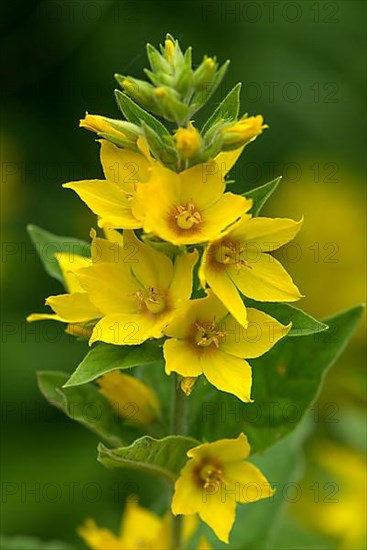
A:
[[164, 291, 290, 402], [134, 162, 252, 245], [172, 434, 275, 543], [27, 250, 101, 332], [199, 215, 303, 326], [294, 442, 367, 550], [222, 115, 268, 149], [63, 139, 152, 229], [76, 231, 198, 345], [174, 122, 202, 159], [78, 498, 205, 550], [27, 228, 123, 332], [96, 371, 161, 425]]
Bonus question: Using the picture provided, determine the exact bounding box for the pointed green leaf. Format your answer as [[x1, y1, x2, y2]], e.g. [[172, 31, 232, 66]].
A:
[[63, 341, 163, 387], [245, 300, 329, 336], [115, 90, 170, 139], [27, 225, 90, 284], [202, 82, 241, 135], [98, 435, 199, 482], [190, 305, 364, 453], [191, 60, 230, 114], [37, 371, 128, 446], [244, 177, 281, 216]]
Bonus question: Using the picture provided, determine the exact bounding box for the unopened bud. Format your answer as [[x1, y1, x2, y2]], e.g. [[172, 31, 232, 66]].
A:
[[174, 122, 202, 159], [222, 115, 268, 149], [180, 377, 198, 396]]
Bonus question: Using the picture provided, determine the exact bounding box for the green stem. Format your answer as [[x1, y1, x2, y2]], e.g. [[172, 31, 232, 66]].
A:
[[170, 374, 187, 549]]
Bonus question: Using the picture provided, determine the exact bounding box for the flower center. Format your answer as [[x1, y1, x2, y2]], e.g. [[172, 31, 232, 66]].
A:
[[195, 321, 226, 348], [199, 463, 224, 490], [131, 287, 166, 315], [213, 239, 252, 270], [175, 202, 202, 230]]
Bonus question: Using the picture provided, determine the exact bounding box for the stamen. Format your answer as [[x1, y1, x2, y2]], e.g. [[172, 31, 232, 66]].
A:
[[175, 202, 202, 230]]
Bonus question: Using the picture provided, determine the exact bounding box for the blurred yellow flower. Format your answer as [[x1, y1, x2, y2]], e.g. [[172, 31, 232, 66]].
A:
[[172, 434, 275, 543], [199, 215, 303, 326], [174, 122, 202, 159], [96, 371, 161, 425], [164, 291, 289, 402], [78, 498, 206, 550], [294, 442, 366, 550], [135, 162, 252, 245]]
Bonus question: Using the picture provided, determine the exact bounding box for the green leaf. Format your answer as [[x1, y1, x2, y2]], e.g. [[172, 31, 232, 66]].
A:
[[63, 341, 163, 387], [189, 305, 364, 453], [98, 435, 199, 482], [202, 82, 241, 135], [115, 90, 170, 140], [27, 225, 90, 284], [245, 299, 329, 336], [244, 177, 282, 216], [0, 535, 74, 550], [37, 371, 128, 446]]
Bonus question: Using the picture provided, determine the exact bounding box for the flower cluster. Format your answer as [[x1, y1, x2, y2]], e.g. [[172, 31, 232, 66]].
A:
[[29, 35, 303, 548]]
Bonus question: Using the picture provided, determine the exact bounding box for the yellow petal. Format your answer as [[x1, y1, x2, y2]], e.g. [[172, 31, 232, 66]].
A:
[[123, 230, 173, 290], [100, 139, 150, 186], [46, 293, 101, 323], [225, 461, 275, 503], [220, 308, 290, 359], [27, 313, 63, 322], [215, 146, 245, 176], [164, 339, 203, 377], [197, 488, 236, 544], [76, 264, 139, 315], [228, 253, 302, 302], [169, 250, 198, 304], [201, 193, 251, 241], [230, 216, 303, 251], [89, 313, 155, 346], [63, 179, 142, 229], [201, 261, 248, 327], [203, 350, 253, 402], [78, 519, 124, 550], [188, 433, 251, 462], [56, 252, 91, 293], [172, 464, 203, 516], [90, 233, 123, 264], [120, 499, 161, 544], [179, 160, 225, 209]]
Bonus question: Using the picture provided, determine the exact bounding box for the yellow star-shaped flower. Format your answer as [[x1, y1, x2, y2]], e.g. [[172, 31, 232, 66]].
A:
[[172, 433, 275, 543], [199, 215, 303, 326], [134, 161, 252, 245], [164, 291, 290, 402]]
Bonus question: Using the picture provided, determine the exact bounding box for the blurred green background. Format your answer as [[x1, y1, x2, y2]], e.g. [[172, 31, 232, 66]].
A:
[[1, 0, 366, 548]]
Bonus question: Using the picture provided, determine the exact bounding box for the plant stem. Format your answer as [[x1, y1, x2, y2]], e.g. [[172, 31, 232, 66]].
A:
[[170, 374, 187, 549]]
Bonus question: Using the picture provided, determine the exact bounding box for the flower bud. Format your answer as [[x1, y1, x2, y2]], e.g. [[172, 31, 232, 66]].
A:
[[96, 371, 161, 425], [80, 114, 127, 139], [174, 122, 202, 159], [222, 115, 268, 149], [154, 87, 189, 124], [193, 56, 217, 89], [180, 377, 198, 396]]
